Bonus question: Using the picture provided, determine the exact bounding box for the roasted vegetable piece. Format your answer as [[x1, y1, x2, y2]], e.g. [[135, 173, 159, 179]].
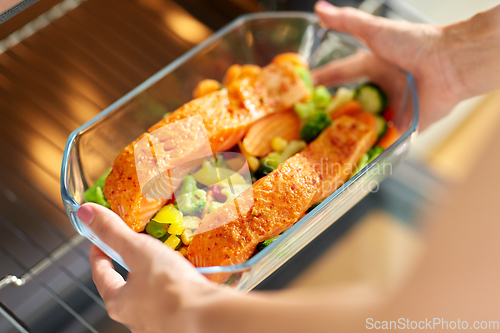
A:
[[294, 100, 315, 120], [179, 247, 188, 256], [221, 184, 251, 203], [273, 53, 309, 69], [193, 79, 221, 99], [176, 176, 207, 216], [255, 152, 281, 179], [350, 146, 384, 178], [377, 125, 400, 149], [367, 146, 384, 163], [159, 233, 170, 243], [209, 201, 224, 212], [353, 153, 369, 177], [355, 83, 388, 114], [193, 161, 247, 187], [312, 85, 331, 108], [375, 116, 388, 139], [180, 175, 197, 194], [279, 140, 307, 162], [247, 156, 260, 172], [152, 204, 183, 225], [256, 235, 280, 252], [211, 185, 226, 202], [84, 169, 112, 208], [300, 111, 332, 143], [182, 216, 201, 229], [382, 107, 395, 122], [330, 100, 363, 119], [271, 137, 288, 153], [164, 234, 182, 250], [326, 87, 355, 114], [145, 220, 167, 238], [294, 67, 313, 92], [181, 229, 195, 246], [168, 223, 185, 235]]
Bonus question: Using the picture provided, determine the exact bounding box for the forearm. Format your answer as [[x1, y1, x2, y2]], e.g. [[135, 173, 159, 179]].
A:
[[441, 5, 500, 100], [193, 286, 383, 333]]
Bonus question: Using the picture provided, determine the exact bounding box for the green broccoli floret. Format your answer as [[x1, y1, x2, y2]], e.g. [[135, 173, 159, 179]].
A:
[[294, 100, 315, 120], [84, 168, 112, 208], [176, 175, 207, 215], [312, 85, 332, 108], [180, 175, 198, 194], [300, 111, 332, 143]]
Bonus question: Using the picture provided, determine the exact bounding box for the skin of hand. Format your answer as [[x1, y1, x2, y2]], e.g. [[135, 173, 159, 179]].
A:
[[79, 203, 236, 333], [313, 1, 500, 130], [81, 205, 382, 333], [84, 3, 500, 332]]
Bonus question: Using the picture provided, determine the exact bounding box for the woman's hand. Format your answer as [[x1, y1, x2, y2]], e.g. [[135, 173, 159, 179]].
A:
[[313, 1, 500, 130], [79, 203, 231, 333]]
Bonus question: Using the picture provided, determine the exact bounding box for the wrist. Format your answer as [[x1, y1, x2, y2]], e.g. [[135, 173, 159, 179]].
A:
[[185, 284, 242, 333], [441, 5, 500, 100]]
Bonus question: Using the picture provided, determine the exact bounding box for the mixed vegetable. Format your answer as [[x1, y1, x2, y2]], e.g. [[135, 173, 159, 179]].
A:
[[84, 61, 400, 257], [145, 155, 253, 254], [84, 169, 111, 208]]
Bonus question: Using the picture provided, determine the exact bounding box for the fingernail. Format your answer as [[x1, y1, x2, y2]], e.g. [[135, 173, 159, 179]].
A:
[[78, 205, 95, 225]]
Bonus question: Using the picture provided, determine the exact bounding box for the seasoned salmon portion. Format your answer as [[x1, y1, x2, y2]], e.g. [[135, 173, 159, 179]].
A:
[[187, 115, 377, 273], [104, 58, 311, 232], [102, 134, 169, 232]]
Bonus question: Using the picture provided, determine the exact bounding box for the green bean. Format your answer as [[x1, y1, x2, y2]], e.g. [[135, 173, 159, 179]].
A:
[[146, 221, 167, 239]]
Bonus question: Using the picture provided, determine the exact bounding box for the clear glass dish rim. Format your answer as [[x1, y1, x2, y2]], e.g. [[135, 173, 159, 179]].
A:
[[60, 11, 419, 275]]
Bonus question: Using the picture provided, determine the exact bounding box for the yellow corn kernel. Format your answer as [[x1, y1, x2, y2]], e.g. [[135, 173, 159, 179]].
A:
[[247, 156, 260, 172], [164, 234, 181, 250], [271, 137, 288, 153], [168, 223, 184, 235], [179, 247, 188, 256], [181, 229, 195, 246]]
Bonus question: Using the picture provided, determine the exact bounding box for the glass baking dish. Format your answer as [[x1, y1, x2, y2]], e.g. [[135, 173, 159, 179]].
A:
[[61, 12, 418, 292]]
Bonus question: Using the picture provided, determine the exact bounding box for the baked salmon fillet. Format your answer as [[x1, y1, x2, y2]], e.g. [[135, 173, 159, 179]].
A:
[[103, 58, 311, 232], [187, 115, 377, 273]]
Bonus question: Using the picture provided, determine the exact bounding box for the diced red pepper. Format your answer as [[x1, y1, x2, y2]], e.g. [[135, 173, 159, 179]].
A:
[[382, 107, 395, 122]]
